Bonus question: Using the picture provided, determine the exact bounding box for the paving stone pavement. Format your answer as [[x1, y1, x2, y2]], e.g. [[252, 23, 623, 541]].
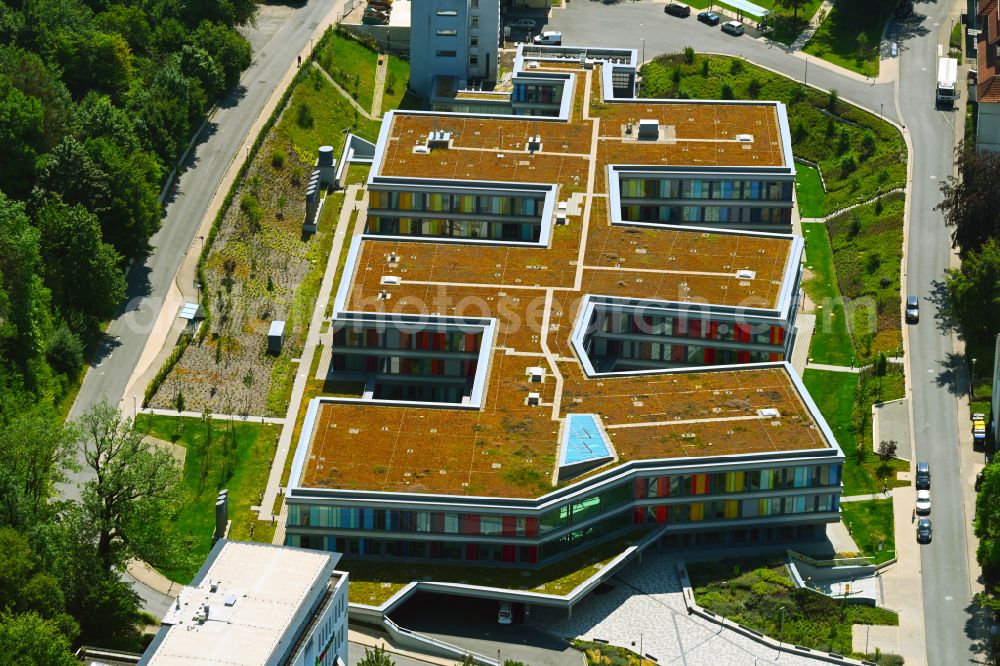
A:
[[541, 551, 831, 666]]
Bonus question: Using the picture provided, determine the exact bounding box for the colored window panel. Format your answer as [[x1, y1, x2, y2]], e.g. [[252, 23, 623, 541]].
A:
[[690, 503, 704, 521]]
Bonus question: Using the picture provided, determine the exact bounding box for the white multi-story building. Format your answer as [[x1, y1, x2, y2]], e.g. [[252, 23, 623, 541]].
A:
[[139, 541, 349, 666], [409, 0, 500, 98]]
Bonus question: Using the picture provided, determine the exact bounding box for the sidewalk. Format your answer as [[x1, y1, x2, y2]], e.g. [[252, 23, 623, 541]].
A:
[[138, 407, 285, 424], [127, 559, 181, 599], [349, 626, 455, 666]]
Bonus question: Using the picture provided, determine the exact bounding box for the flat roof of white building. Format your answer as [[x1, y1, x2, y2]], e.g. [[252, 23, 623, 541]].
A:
[[143, 541, 340, 666]]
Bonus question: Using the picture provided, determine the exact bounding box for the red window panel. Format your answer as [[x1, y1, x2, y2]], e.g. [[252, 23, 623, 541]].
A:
[[432, 513, 444, 532], [692, 474, 708, 495], [634, 479, 644, 499], [735, 324, 751, 342], [770, 352, 781, 362], [417, 332, 430, 349], [708, 321, 719, 339], [704, 348, 716, 364], [462, 514, 480, 535], [633, 508, 645, 524], [772, 326, 786, 344], [365, 356, 378, 372], [432, 360, 444, 375], [399, 332, 411, 349], [658, 477, 668, 497], [737, 350, 751, 363], [502, 545, 516, 562], [502, 516, 517, 537], [527, 546, 538, 564], [465, 360, 477, 377], [674, 317, 687, 336], [525, 517, 539, 537], [689, 319, 702, 339], [465, 334, 480, 353], [465, 543, 478, 561], [433, 332, 447, 350], [656, 506, 667, 523], [366, 329, 379, 347], [401, 358, 412, 374], [671, 345, 686, 363]]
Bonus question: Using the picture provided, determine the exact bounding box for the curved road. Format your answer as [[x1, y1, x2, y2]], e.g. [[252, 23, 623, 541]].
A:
[[550, 1, 974, 662]]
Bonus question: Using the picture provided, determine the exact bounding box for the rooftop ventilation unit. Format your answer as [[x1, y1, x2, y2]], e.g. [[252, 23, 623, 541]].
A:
[[637, 119, 659, 140], [427, 130, 452, 148], [380, 275, 402, 285], [413, 144, 430, 154], [527, 366, 545, 382], [527, 135, 543, 153], [757, 408, 780, 418], [209, 581, 219, 593], [736, 133, 754, 142], [527, 392, 541, 406], [735, 269, 756, 279], [527, 61, 540, 69], [388, 252, 399, 263], [224, 595, 237, 607]]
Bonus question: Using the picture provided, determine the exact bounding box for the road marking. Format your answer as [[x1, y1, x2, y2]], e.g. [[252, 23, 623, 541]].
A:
[[928, 369, 935, 373], [930, 175, 937, 179], [946, 595, 954, 601]]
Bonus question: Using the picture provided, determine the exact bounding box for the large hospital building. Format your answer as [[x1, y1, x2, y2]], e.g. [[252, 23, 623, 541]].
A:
[[282, 45, 843, 569]]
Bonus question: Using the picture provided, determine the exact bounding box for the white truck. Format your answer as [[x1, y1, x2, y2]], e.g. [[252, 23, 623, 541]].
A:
[[936, 56, 959, 108]]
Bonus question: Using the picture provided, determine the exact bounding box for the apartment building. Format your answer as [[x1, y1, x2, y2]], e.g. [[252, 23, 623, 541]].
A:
[[974, 0, 1000, 150], [410, 0, 501, 98]]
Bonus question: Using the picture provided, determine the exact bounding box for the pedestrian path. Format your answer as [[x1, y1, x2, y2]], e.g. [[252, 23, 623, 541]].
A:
[[311, 61, 376, 121], [371, 55, 388, 118], [806, 362, 861, 373], [788, 0, 833, 51], [137, 407, 286, 424], [840, 490, 895, 503]]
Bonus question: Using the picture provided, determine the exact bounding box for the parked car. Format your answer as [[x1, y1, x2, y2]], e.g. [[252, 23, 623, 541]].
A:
[[905, 295, 919, 323], [916, 460, 931, 489], [533, 31, 562, 45], [509, 17, 537, 30], [665, 2, 692, 17], [368, 0, 391, 11], [916, 489, 931, 515], [721, 20, 745, 35], [363, 7, 388, 22], [697, 10, 721, 25], [916, 517, 933, 543], [497, 601, 513, 625]]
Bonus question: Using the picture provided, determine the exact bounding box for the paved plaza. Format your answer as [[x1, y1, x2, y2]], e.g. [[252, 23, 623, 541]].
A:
[[540, 551, 830, 666]]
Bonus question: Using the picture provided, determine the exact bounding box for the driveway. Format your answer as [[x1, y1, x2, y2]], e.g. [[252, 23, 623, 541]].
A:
[[547, 0, 897, 122], [390, 593, 585, 666], [539, 551, 830, 666]]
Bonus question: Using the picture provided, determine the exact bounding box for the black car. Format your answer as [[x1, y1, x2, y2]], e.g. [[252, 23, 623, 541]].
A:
[[916, 517, 932, 543], [697, 10, 721, 25], [666, 2, 692, 17], [915, 460, 930, 489]]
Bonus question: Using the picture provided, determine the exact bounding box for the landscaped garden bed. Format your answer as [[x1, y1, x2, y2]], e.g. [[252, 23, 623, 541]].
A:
[[640, 52, 906, 216], [574, 640, 656, 666], [688, 558, 899, 658], [803, 0, 897, 77]]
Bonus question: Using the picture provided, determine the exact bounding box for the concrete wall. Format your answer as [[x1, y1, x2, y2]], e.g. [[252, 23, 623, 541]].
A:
[[977, 101, 1000, 151], [341, 23, 410, 55]]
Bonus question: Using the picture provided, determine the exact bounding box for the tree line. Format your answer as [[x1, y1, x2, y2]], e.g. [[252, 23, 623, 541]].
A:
[[0, 0, 257, 659]]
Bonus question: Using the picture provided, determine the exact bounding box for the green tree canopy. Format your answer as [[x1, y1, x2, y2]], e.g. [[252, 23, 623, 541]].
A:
[[0, 612, 78, 666], [0, 74, 46, 198], [937, 143, 1000, 256], [944, 238, 1000, 346], [0, 191, 51, 364], [976, 462, 1000, 571]]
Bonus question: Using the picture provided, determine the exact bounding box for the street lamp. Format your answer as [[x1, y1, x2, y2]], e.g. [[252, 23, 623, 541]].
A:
[[804, 57, 808, 86], [972, 357, 978, 399], [639, 632, 644, 659], [778, 606, 785, 648]]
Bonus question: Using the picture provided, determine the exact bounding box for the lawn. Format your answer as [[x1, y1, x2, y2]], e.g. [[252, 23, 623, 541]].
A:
[[803, 0, 897, 77], [795, 162, 826, 218], [342, 529, 651, 606], [315, 28, 379, 113], [689, 559, 898, 658], [826, 195, 904, 360], [802, 222, 854, 365], [275, 65, 381, 165], [640, 53, 906, 216], [840, 498, 896, 564], [381, 54, 413, 113], [135, 414, 281, 582], [803, 368, 908, 495]]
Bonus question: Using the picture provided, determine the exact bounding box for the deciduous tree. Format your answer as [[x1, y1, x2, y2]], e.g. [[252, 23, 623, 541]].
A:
[[937, 143, 1000, 256], [0, 612, 78, 666], [943, 238, 1000, 346]]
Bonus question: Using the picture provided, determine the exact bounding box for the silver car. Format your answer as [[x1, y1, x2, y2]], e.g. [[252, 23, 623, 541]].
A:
[[916, 489, 931, 515]]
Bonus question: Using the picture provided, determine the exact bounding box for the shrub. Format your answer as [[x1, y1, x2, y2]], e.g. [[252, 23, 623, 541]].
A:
[[701, 59, 709, 77], [47, 324, 84, 376], [860, 132, 876, 160], [874, 197, 883, 215], [672, 66, 681, 85], [747, 78, 761, 99], [296, 102, 314, 129], [827, 88, 839, 111], [840, 153, 857, 176], [270, 148, 285, 169], [837, 128, 851, 155], [721, 83, 734, 100], [730, 58, 743, 75], [683, 46, 695, 64], [143, 335, 190, 406], [790, 85, 807, 104]]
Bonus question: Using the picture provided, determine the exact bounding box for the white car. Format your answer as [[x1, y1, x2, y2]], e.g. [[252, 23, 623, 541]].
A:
[[497, 601, 513, 624], [721, 20, 745, 36], [916, 489, 931, 515], [509, 17, 537, 29]]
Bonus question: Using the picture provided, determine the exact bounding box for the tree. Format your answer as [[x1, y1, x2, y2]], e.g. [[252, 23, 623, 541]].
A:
[[943, 237, 1000, 345], [358, 646, 395, 666], [47, 323, 84, 375], [877, 440, 897, 462], [32, 136, 111, 215], [191, 20, 252, 90], [0, 408, 78, 528], [937, 143, 1000, 256], [77, 401, 180, 574], [0, 191, 51, 364], [774, 0, 809, 20], [0, 612, 78, 666], [35, 197, 126, 325], [0, 73, 46, 198], [976, 462, 1000, 571], [856, 32, 869, 62]]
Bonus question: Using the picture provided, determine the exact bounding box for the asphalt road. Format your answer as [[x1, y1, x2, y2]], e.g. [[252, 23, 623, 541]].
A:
[[893, 2, 982, 663], [390, 594, 584, 666], [547, 1, 898, 123], [58, 0, 339, 615]]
